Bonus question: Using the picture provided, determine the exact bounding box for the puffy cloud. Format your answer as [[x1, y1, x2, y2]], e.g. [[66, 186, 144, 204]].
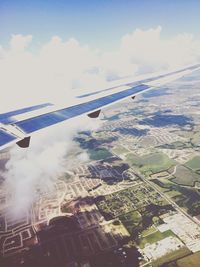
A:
[[119, 26, 200, 73], [0, 26, 200, 112], [10, 34, 33, 52], [3, 114, 102, 217]]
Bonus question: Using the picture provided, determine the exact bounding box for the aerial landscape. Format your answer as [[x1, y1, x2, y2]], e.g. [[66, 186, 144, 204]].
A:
[[1, 1, 200, 267], [1, 70, 200, 267]]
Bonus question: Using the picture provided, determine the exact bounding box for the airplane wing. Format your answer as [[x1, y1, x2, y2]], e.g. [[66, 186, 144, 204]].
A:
[[0, 63, 200, 151]]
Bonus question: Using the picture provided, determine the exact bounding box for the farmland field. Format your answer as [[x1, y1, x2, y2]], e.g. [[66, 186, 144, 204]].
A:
[[126, 152, 175, 173], [185, 156, 200, 171], [139, 230, 175, 249], [169, 165, 200, 186], [176, 251, 200, 267]]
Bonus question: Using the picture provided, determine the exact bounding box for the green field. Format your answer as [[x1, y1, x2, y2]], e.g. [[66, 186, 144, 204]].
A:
[[169, 165, 200, 186], [126, 152, 175, 173], [176, 251, 200, 267], [152, 178, 182, 198], [139, 230, 175, 249], [112, 145, 129, 155], [159, 177, 175, 185], [185, 156, 200, 171], [88, 148, 113, 160], [141, 225, 157, 237], [152, 177, 200, 215], [153, 247, 191, 267], [119, 210, 142, 234], [166, 190, 182, 198]]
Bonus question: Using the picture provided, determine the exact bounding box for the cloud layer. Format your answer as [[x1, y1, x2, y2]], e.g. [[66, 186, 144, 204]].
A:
[[1, 26, 200, 112]]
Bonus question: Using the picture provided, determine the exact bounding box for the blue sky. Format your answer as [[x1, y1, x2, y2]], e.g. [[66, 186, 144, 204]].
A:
[[1, 0, 200, 50]]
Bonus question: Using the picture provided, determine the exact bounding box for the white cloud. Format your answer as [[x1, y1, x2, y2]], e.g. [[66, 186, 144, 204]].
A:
[[119, 26, 200, 73], [0, 26, 200, 112], [10, 34, 33, 52], [3, 115, 102, 217]]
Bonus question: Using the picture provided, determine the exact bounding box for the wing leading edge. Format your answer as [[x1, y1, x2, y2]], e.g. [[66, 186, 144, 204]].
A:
[[0, 63, 200, 150]]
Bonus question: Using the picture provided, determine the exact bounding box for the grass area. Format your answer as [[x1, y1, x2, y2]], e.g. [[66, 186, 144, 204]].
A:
[[112, 145, 129, 155], [166, 190, 182, 198], [121, 210, 142, 222], [153, 182, 169, 193], [169, 165, 200, 186], [126, 152, 175, 173], [153, 247, 191, 267], [152, 179, 181, 198], [109, 221, 130, 237], [176, 251, 200, 267], [125, 153, 142, 167], [141, 225, 157, 237], [119, 211, 142, 234], [152, 178, 200, 215], [185, 156, 200, 171], [159, 177, 175, 185], [88, 148, 113, 160], [139, 230, 175, 249]]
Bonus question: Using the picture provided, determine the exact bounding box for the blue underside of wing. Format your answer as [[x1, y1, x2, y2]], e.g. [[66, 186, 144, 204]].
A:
[[15, 84, 150, 134], [0, 103, 53, 124], [0, 130, 16, 146]]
